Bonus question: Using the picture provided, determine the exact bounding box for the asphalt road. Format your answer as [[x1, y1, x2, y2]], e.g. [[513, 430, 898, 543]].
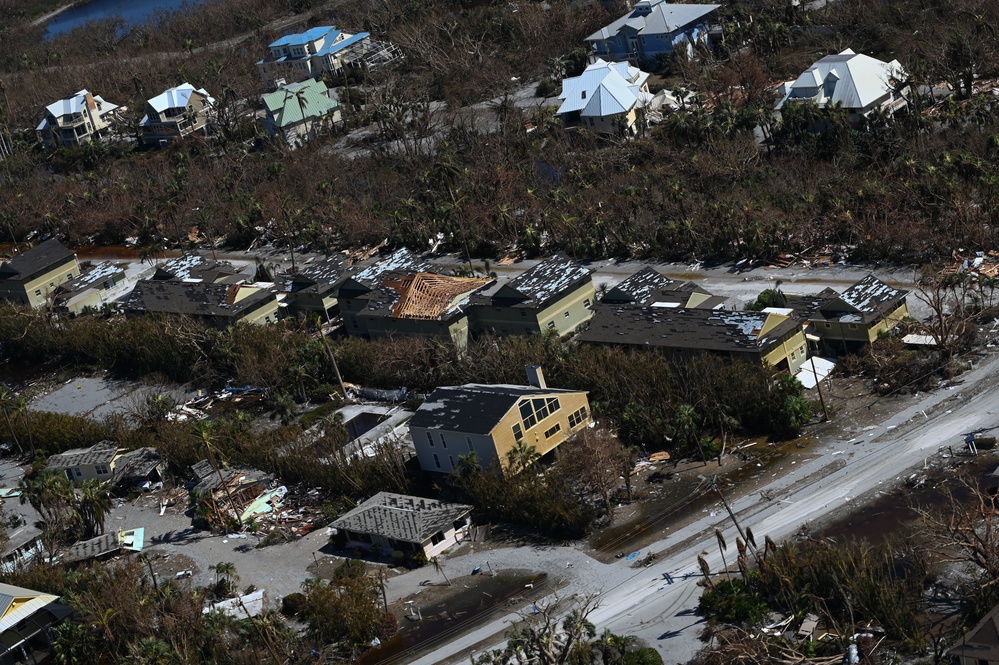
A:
[[407, 349, 999, 664]]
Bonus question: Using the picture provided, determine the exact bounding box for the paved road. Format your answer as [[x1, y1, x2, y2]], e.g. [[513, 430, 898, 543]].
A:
[[407, 350, 999, 664]]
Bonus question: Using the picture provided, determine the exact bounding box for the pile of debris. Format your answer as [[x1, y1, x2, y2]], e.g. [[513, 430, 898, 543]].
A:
[[945, 250, 999, 279]]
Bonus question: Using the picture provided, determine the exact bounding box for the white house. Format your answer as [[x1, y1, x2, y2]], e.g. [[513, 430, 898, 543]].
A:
[[140, 83, 216, 147], [776, 49, 908, 122], [256, 26, 369, 86], [556, 59, 652, 135], [585, 0, 720, 65], [36, 90, 119, 148]]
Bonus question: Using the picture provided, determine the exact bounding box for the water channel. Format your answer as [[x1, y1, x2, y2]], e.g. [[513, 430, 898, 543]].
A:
[[44, 0, 208, 38]]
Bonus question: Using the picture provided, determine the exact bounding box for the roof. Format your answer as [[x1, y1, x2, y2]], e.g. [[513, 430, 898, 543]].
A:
[[145, 83, 215, 113], [578, 305, 801, 355], [56, 262, 125, 298], [350, 249, 436, 286], [154, 252, 237, 282], [315, 31, 370, 56], [409, 383, 584, 435], [47, 440, 118, 470], [40, 89, 118, 122], [777, 49, 906, 111], [285, 255, 349, 294], [262, 79, 338, 129], [557, 59, 650, 118], [123, 281, 275, 319], [478, 254, 592, 309], [111, 448, 162, 483], [0, 582, 60, 633], [331, 492, 471, 544], [817, 275, 907, 324], [949, 603, 999, 663], [62, 528, 144, 565], [586, 1, 719, 42], [0, 239, 76, 283], [269, 26, 337, 48], [602, 266, 712, 306]]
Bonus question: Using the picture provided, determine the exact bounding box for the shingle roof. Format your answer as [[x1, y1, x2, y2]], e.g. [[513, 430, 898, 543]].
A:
[[0, 239, 76, 283], [409, 384, 584, 435], [285, 256, 349, 294], [578, 305, 801, 354], [124, 281, 275, 319], [950, 604, 999, 663], [586, 1, 719, 42], [56, 262, 125, 298], [111, 448, 162, 484], [262, 79, 338, 129], [602, 267, 712, 306], [153, 252, 237, 282], [47, 440, 118, 470], [817, 275, 907, 324], [777, 49, 906, 111], [332, 492, 471, 544], [477, 254, 592, 309]]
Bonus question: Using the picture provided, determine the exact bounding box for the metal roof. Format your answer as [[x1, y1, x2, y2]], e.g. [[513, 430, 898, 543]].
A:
[[557, 59, 650, 117], [262, 79, 338, 129], [331, 492, 471, 544], [269, 26, 336, 48], [42, 89, 118, 121], [145, 83, 215, 114], [777, 49, 907, 111], [0, 583, 60, 633], [315, 31, 369, 56], [586, 1, 719, 42]]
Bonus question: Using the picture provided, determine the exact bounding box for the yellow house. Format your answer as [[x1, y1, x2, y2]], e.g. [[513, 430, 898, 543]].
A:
[[46, 440, 120, 483], [0, 581, 73, 663], [578, 305, 809, 373], [408, 371, 592, 475], [471, 254, 595, 338], [806, 275, 909, 352], [0, 239, 80, 309], [123, 280, 279, 326], [54, 261, 128, 315]]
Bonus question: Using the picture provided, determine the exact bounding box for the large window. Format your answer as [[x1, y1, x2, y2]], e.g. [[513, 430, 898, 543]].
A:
[[512, 423, 523, 442], [544, 423, 561, 439], [426, 432, 434, 447], [519, 397, 561, 431], [568, 406, 588, 428]]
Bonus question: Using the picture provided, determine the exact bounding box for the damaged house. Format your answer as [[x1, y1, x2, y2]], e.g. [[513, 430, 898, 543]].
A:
[[282, 255, 349, 320], [190, 463, 286, 530], [123, 281, 279, 326], [601, 266, 726, 309]]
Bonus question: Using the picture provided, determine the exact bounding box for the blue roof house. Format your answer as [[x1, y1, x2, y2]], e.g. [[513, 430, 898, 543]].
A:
[[256, 25, 371, 87], [585, 0, 720, 67], [556, 59, 652, 135]]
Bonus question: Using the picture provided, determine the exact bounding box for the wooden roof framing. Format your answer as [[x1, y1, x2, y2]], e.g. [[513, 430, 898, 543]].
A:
[[383, 272, 492, 320]]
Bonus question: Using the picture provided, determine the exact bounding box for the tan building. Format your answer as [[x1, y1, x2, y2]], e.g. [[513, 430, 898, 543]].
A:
[[47, 440, 120, 483], [331, 492, 472, 560], [36, 89, 120, 148], [408, 371, 592, 475], [579, 305, 809, 373], [282, 255, 349, 320], [54, 261, 128, 315], [556, 59, 652, 135], [123, 281, 279, 327], [140, 83, 215, 147], [0, 239, 80, 309], [602, 266, 726, 309], [471, 254, 595, 338], [807, 275, 909, 351], [336, 249, 494, 348]]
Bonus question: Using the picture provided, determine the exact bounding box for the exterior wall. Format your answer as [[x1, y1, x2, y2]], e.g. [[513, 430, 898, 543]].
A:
[[236, 298, 280, 325], [340, 296, 472, 348], [421, 518, 470, 558], [342, 515, 471, 559], [58, 462, 115, 484], [471, 281, 595, 338], [816, 300, 909, 349], [761, 327, 809, 374], [589, 21, 709, 63], [491, 391, 591, 472], [141, 93, 213, 147], [578, 108, 638, 135], [0, 258, 80, 309], [60, 277, 130, 315], [289, 292, 338, 318], [410, 428, 500, 474], [535, 281, 596, 336]]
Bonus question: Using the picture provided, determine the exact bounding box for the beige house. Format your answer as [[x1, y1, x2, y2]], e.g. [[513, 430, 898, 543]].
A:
[[47, 441, 120, 484], [36, 89, 120, 148], [123, 281, 279, 327], [408, 370, 592, 475], [471, 254, 595, 338], [54, 262, 128, 315], [336, 249, 494, 348], [331, 492, 472, 560], [0, 239, 80, 309], [556, 59, 652, 135], [140, 83, 215, 147]]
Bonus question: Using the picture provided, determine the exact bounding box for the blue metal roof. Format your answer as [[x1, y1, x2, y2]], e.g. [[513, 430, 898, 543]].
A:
[[269, 26, 336, 48], [316, 31, 369, 56]]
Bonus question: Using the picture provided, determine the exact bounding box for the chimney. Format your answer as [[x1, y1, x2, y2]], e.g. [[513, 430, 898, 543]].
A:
[[525, 365, 546, 389], [85, 92, 97, 110]]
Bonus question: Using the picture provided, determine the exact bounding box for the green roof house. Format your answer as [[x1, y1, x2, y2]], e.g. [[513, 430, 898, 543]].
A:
[[261, 79, 340, 147]]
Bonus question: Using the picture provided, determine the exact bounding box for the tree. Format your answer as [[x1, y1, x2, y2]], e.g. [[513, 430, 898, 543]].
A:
[[209, 561, 239, 597], [913, 266, 983, 360], [431, 556, 451, 586], [76, 479, 111, 539]]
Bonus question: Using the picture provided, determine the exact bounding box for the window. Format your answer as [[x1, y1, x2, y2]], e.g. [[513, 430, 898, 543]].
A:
[[49, 283, 55, 288], [430, 530, 446, 545], [433, 454, 441, 469], [440, 434, 447, 449], [34, 289, 41, 296], [74, 468, 82, 477], [584, 299, 591, 307], [512, 423, 523, 441], [520, 310, 527, 317], [568, 406, 589, 428], [581, 90, 587, 99], [544, 423, 561, 439], [849, 324, 857, 330], [547, 321, 556, 329], [790, 352, 796, 361], [564, 311, 570, 318], [426, 432, 434, 447], [95, 464, 110, 475], [449, 455, 455, 468]]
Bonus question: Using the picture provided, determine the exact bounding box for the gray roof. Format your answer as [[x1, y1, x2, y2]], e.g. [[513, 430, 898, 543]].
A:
[[350, 249, 436, 287], [124, 281, 275, 319], [777, 49, 906, 111], [409, 384, 584, 435], [154, 252, 237, 282], [47, 440, 118, 470], [587, 1, 719, 42], [477, 254, 592, 309], [817, 275, 907, 324], [602, 266, 711, 306], [57, 262, 125, 298], [284, 255, 349, 295], [578, 305, 802, 355], [111, 448, 162, 484], [0, 240, 76, 283], [950, 603, 999, 663], [332, 492, 471, 544]]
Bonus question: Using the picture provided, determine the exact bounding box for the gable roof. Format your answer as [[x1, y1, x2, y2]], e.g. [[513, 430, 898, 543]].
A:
[[331, 492, 471, 544], [41, 89, 118, 122], [146, 83, 215, 113], [56, 261, 125, 298], [0, 239, 76, 283], [483, 254, 592, 309], [817, 275, 907, 324], [47, 440, 118, 470], [409, 383, 585, 435], [285, 255, 349, 294], [315, 31, 369, 56], [602, 266, 715, 307], [558, 59, 650, 117], [0, 582, 61, 633], [586, 1, 719, 42], [153, 252, 238, 283], [124, 281, 275, 319], [777, 49, 906, 110], [578, 305, 801, 354], [950, 604, 999, 663], [262, 79, 338, 129]]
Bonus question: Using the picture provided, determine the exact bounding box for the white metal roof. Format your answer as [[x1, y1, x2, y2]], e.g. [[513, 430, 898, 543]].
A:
[[557, 59, 651, 118], [146, 83, 215, 113], [776, 49, 907, 111], [586, 1, 719, 42], [0, 583, 58, 633]]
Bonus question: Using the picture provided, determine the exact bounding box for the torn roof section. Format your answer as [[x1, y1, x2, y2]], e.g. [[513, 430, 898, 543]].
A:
[[482, 254, 592, 309], [331, 492, 471, 544], [47, 440, 118, 470], [153, 252, 239, 283], [602, 266, 716, 307], [817, 275, 907, 324]]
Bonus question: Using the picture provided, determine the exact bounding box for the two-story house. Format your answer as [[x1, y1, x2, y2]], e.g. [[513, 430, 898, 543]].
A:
[[556, 59, 652, 135], [602, 266, 726, 309], [140, 83, 215, 147], [54, 261, 128, 315], [470, 254, 594, 338], [36, 89, 119, 148], [256, 26, 371, 86], [408, 368, 592, 475], [585, 0, 720, 66], [261, 79, 341, 147], [803, 275, 909, 352], [0, 239, 80, 309], [47, 440, 120, 484], [282, 255, 349, 320], [123, 281, 279, 326], [0, 582, 73, 664], [776, 49, 908, 123]]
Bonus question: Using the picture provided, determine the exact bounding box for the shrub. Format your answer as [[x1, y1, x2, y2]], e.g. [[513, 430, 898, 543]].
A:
[[281, 592, 307, 617]]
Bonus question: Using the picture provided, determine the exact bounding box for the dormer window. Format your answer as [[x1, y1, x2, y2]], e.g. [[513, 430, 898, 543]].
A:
[[581, 90, 587, 99]]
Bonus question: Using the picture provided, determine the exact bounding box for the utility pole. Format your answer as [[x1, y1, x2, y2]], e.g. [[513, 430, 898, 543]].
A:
[[810, 352, 829, 422]]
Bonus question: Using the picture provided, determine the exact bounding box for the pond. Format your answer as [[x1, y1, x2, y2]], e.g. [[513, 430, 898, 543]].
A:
[[44, 0, 209, 39]]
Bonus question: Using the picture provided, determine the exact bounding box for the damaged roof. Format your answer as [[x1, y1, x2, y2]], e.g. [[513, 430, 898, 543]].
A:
[[332, 492, 471, 544], [124, 281, 275, 319], [111, 448, 163, 483], [57, 262, 125, 297], [285, 255, 349, 294], [153, 252, 238, 283], [47, 441, 118, 470], [578, 305, 801, 355], [0, 240, 76, 283], [477, 254, 592, 309], [817, 275, 907, 324], [602, 266, 714, 307], [409, 384, 585, 435]]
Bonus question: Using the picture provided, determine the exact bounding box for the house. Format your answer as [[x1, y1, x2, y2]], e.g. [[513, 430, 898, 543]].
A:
[[601, 266, 726, 309], [123, 281, 279, 326], [585, 0, 720, 66], [152, 252, 240, 283], [62, 527, 144, 566], [54, 261, 128, 314], [282, 255, 349, 320], [556, 59, 652, 135], [776, 49, 908, 123], [803, 275, 909, 352], [950, 603, 999, 665], [111, 447, 166, 490], [470, 254, 594, 338], [335, 249, 494, 348], [46, 440, 119, 483], [0, 582, 74, 665], [261, 79, 341, 147], [0, 240, 80, 309], [331, 492, 472, 560], [36, 89, 119, 148], [408, 368, 592, 475], [578, 305, 810, 373], [140, 83, 215, 147], [256, 25, 371, 85]]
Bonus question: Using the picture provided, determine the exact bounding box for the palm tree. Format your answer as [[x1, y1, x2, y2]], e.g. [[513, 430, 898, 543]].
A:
[[192, 421, 242, 529], [431, 556, 451, 587], [210, 561, 239, 595], [506, 441, 540, 474], [76, 479, 111, 538]]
